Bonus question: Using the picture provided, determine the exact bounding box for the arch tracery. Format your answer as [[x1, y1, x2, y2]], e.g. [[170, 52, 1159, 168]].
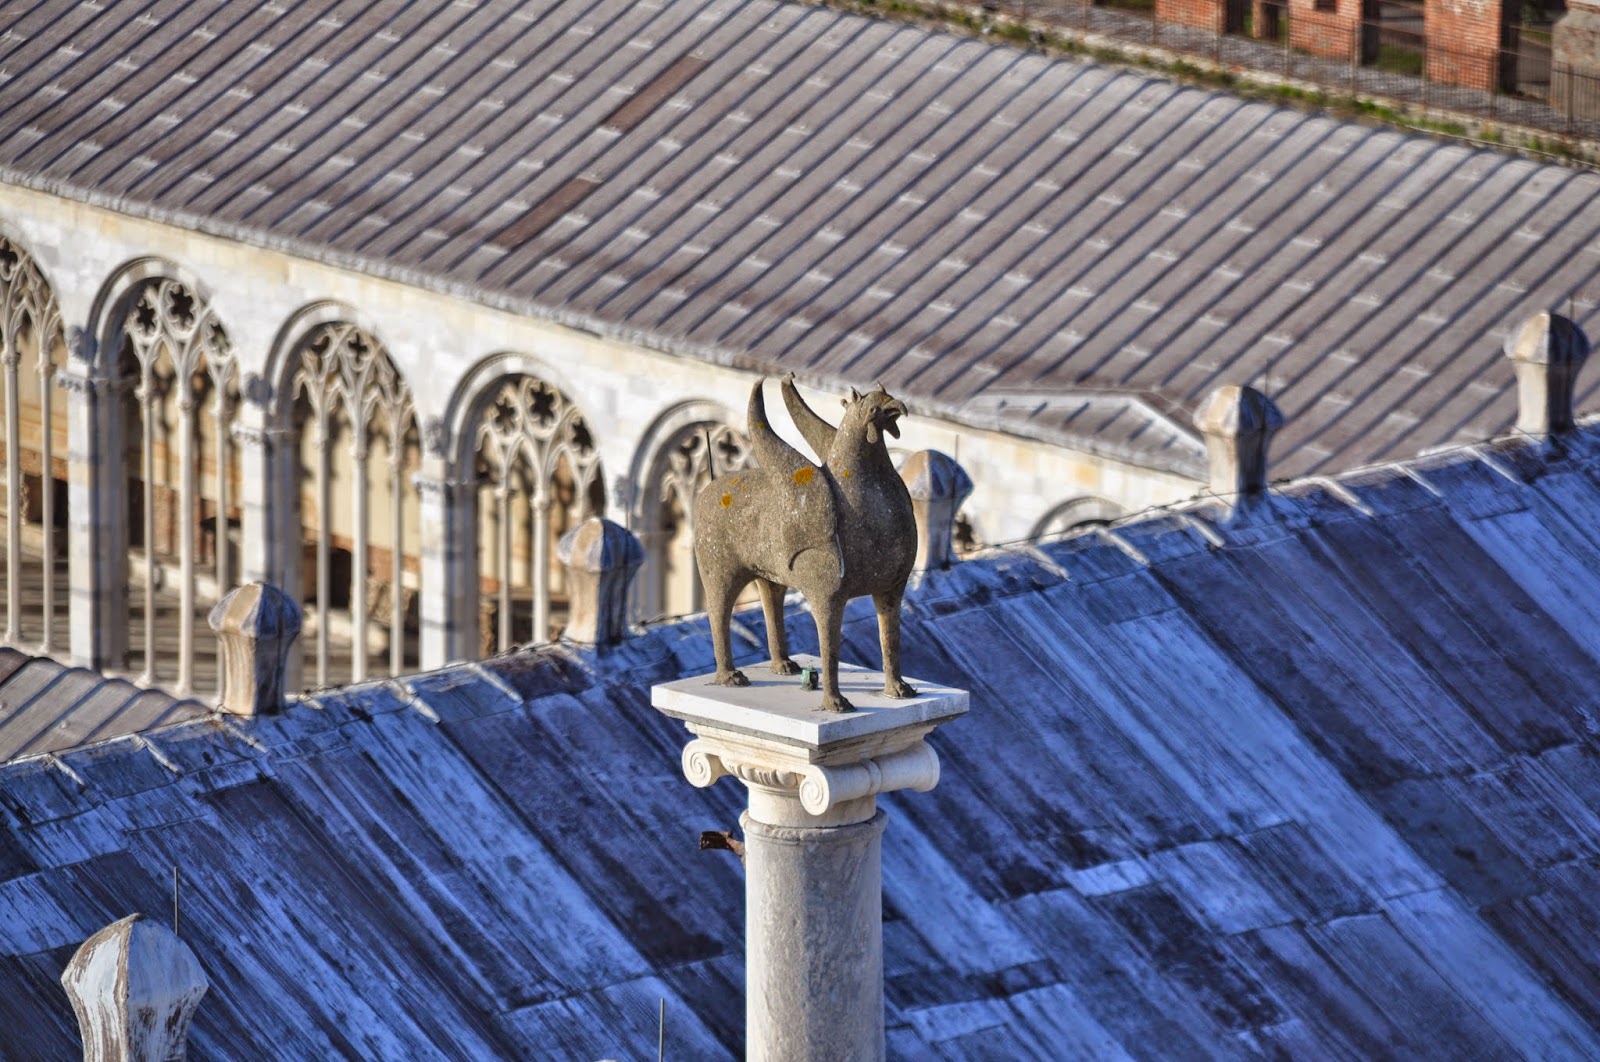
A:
[[115, 276, 237, 693], [465, 371, 603, 652], [635, 418, 752, 621], [283, 320, 420, 686], [0, 235, 67, 653]]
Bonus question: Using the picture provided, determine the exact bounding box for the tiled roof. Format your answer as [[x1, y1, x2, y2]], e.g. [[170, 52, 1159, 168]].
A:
[[6, 426, 1600, 1055], [0, 1, 1597, 475], [0, 647, 206, 761]]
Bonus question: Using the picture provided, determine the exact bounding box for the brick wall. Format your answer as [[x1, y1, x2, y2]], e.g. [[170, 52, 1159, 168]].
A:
[[1156, 0, 1227, 34], [1425, 0, 1510, 90], [1144, 0, 1518, 93], [1287, 0, 1361, 59]]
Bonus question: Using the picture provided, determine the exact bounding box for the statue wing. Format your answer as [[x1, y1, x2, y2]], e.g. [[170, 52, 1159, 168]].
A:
[[781, 374, 837, 462], [748, 378, 817, 480], [747, 379, 839, 576]]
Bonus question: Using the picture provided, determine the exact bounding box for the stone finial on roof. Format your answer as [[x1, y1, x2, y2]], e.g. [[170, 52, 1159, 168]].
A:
[[558, 518, 643, 645], [62, 914, 209, 1062], [208, 582, 302, 716], [1193, 385, 1284, 504], [1505, 312, 1592, 436], [899, 450, 974, 571]]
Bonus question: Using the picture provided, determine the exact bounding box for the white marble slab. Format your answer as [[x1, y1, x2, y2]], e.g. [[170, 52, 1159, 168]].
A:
[[652, 655, 968, 749]]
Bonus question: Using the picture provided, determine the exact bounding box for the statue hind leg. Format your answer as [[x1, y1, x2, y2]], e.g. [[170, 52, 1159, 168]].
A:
[[703, 568, 750, 688], [816, 589, 854, 712], [756, 579, 800, 675]]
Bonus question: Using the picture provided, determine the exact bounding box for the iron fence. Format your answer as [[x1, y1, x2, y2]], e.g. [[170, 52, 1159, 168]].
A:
[[983, 0, 1600, 145]]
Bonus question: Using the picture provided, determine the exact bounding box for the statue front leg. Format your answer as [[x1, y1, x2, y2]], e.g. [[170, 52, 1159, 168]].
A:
[[703, 568, 749, 688], [816, 591, 854, 712], [875, 587, 915, 699]]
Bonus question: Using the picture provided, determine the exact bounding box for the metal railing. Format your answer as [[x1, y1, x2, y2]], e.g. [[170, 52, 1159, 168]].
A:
[[982, 0, 1600, 145]]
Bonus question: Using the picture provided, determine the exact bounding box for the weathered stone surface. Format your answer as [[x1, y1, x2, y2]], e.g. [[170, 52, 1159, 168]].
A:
[[900, 451, 974, 572], [61, 914, 208, 1062], [1505, 312, 1592, 436], [1554, 2, 1600, 117], [744, 811, 886, 1062], [557, 517, 643, 646], [694, 378, 917, 712], [1194, 385, 1284, 508], [652, 657, 966, 1062], [207, 582, 302, 716]]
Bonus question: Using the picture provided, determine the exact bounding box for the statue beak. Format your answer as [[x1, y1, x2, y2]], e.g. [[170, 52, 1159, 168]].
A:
[[883, 400, 907, 438]]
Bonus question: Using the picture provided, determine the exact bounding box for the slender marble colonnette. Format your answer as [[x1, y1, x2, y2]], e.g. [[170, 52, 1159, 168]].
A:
[[654, 656, 967, 1062]]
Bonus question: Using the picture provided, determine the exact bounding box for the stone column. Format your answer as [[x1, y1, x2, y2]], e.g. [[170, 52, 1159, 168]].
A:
[[654, 657, 967, 1062], [416, 469, 475, 669], [531, 489, 551, 643], [4, 344, 22, 645], [233, 377, 290, 590], [60, 328, 125, 670]]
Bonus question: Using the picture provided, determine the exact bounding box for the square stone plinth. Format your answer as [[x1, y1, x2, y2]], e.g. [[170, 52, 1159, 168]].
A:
[[651, 655, 968, 758]]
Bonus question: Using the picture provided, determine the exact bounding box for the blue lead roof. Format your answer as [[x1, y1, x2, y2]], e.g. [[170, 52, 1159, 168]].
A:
[[1, 0, 1598, 476], [6, 429, 1600, 1056]]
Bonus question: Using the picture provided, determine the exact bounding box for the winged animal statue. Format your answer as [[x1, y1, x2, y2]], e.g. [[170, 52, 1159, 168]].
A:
[[694, 375, 917, 712]]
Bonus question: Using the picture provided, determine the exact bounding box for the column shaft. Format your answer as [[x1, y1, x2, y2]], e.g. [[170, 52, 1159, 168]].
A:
[[177, 398, 196, 695], [389, 454, 404, 675], [63, 353, 126, 670], [351, 441, 369, 682], [38, 362, 56, 655], [233, 417, 279, 587], [417, 473, 473, 668], [532, 492, 550, 642], [742, 810, 887, 1062], [4, 350, 21, 644]]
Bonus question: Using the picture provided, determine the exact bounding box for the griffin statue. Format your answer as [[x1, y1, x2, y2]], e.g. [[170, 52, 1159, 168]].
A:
[[694, 375, 918, 712]]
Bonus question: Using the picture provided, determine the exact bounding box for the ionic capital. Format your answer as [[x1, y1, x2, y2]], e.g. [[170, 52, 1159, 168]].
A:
[[682, 736, 940, 818], [655, 656, 967, 828]]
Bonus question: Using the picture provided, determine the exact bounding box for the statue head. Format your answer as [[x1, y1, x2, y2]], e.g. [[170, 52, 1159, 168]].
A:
[[838, 384, 909, 447]]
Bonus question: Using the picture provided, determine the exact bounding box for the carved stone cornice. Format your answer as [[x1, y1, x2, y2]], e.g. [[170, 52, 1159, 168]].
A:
[[54, 371, 102, 396], [411, 473, 473, 499], [230, 423, 290, 447]]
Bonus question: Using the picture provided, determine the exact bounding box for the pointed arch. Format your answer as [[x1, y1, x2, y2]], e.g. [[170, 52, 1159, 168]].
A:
[[0, 231, 68, 653], [94, 261, 238, 695], [269, 305, 420, 686], [443, 354, 603, 652], [626, 400, 751, 621]]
